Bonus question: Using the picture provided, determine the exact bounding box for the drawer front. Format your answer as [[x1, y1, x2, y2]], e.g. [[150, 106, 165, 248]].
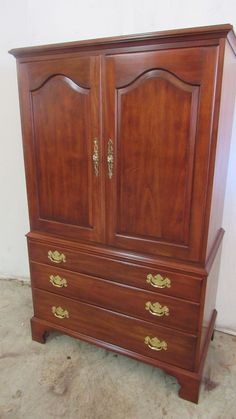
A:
[[30, 262, 200, 334], [28, 239, 202, 302], [33, 288, 196, 370]]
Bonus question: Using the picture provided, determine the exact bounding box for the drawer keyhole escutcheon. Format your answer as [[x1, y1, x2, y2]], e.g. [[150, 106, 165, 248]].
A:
[[145, 301, 169, 317], [146, 273, 171, 289], [48, 250, 66, 264], [50, 275, 68, 288], [144, 336, 167, 351], [52, 306, 69, 319]]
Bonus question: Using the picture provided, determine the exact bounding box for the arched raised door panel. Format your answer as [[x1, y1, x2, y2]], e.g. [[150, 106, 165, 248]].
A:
[[31, 75, 91, 226], [26, 57, 103, 242], [117, 69, 199, 245], [105, 48, 217, 261]]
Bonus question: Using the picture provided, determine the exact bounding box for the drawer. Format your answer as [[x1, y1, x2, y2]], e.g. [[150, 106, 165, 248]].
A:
[[28, 239, 203, 302], [33, 288, 197, 370], [30, 262, 200, 334]]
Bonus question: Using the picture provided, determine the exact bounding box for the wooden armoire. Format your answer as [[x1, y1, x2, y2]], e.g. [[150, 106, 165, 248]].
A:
[[10, 24, 236, 403]]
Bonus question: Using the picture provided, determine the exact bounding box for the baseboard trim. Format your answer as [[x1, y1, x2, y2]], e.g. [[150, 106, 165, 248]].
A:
[[215, 326, 236, 336], [0, 274, 30, 283]]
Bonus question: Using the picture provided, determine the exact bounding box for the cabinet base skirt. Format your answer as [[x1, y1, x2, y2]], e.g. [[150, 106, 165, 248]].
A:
[[30, 309, 217, 404]]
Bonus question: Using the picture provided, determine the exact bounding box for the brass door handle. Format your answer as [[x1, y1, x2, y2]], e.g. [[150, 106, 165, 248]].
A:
[[93, 138, 99, 176], [146, 273, 171, 289], [48, 250, 66, 264], [107, 138, 113, 179], [50, 275, 68, 288], [145, 301, 169, 317], [144, 336, 167, 351], [52, 306, 69, 319]]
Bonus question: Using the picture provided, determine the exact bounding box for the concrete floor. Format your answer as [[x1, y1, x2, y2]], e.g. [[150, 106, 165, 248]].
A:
[[0, 279, 236, 419]]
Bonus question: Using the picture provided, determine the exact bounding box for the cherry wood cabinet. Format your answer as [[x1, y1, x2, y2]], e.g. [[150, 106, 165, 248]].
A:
[[10, 24, 236, 403]]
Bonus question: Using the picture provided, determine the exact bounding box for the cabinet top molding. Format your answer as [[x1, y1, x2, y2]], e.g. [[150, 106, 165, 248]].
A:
[[9, 24, 236, 59]]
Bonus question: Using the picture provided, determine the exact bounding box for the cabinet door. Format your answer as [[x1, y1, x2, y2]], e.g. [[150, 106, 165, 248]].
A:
[[104, 47, 218, 261], [19, 56, 104, 243]]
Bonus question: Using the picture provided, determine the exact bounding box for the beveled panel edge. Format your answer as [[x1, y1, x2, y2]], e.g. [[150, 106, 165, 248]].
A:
[[30, 73, 90, 93], [26, 230, 207, 277], [116, 67, 200, 90], [9, 24, 235, 58]]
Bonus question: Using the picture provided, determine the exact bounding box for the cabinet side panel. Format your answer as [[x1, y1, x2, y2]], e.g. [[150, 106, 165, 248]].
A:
[[206, 41, 236, 259], [199, 243, 222, 357]]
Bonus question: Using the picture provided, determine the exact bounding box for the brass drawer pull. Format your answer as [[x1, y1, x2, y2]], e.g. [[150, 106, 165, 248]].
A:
[[93, 138, 99, 176], [107, 138, 113, 179], [144, 336, 167, 351], [48, 250, 66, 264], [52, 306, 69, 319], [50, 275, 68, 288], [146, 273, 171, 289], [145, 301, 169, 317]]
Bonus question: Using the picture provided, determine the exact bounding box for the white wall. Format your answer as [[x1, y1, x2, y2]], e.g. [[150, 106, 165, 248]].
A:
[[0, 0, 235, 332]]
